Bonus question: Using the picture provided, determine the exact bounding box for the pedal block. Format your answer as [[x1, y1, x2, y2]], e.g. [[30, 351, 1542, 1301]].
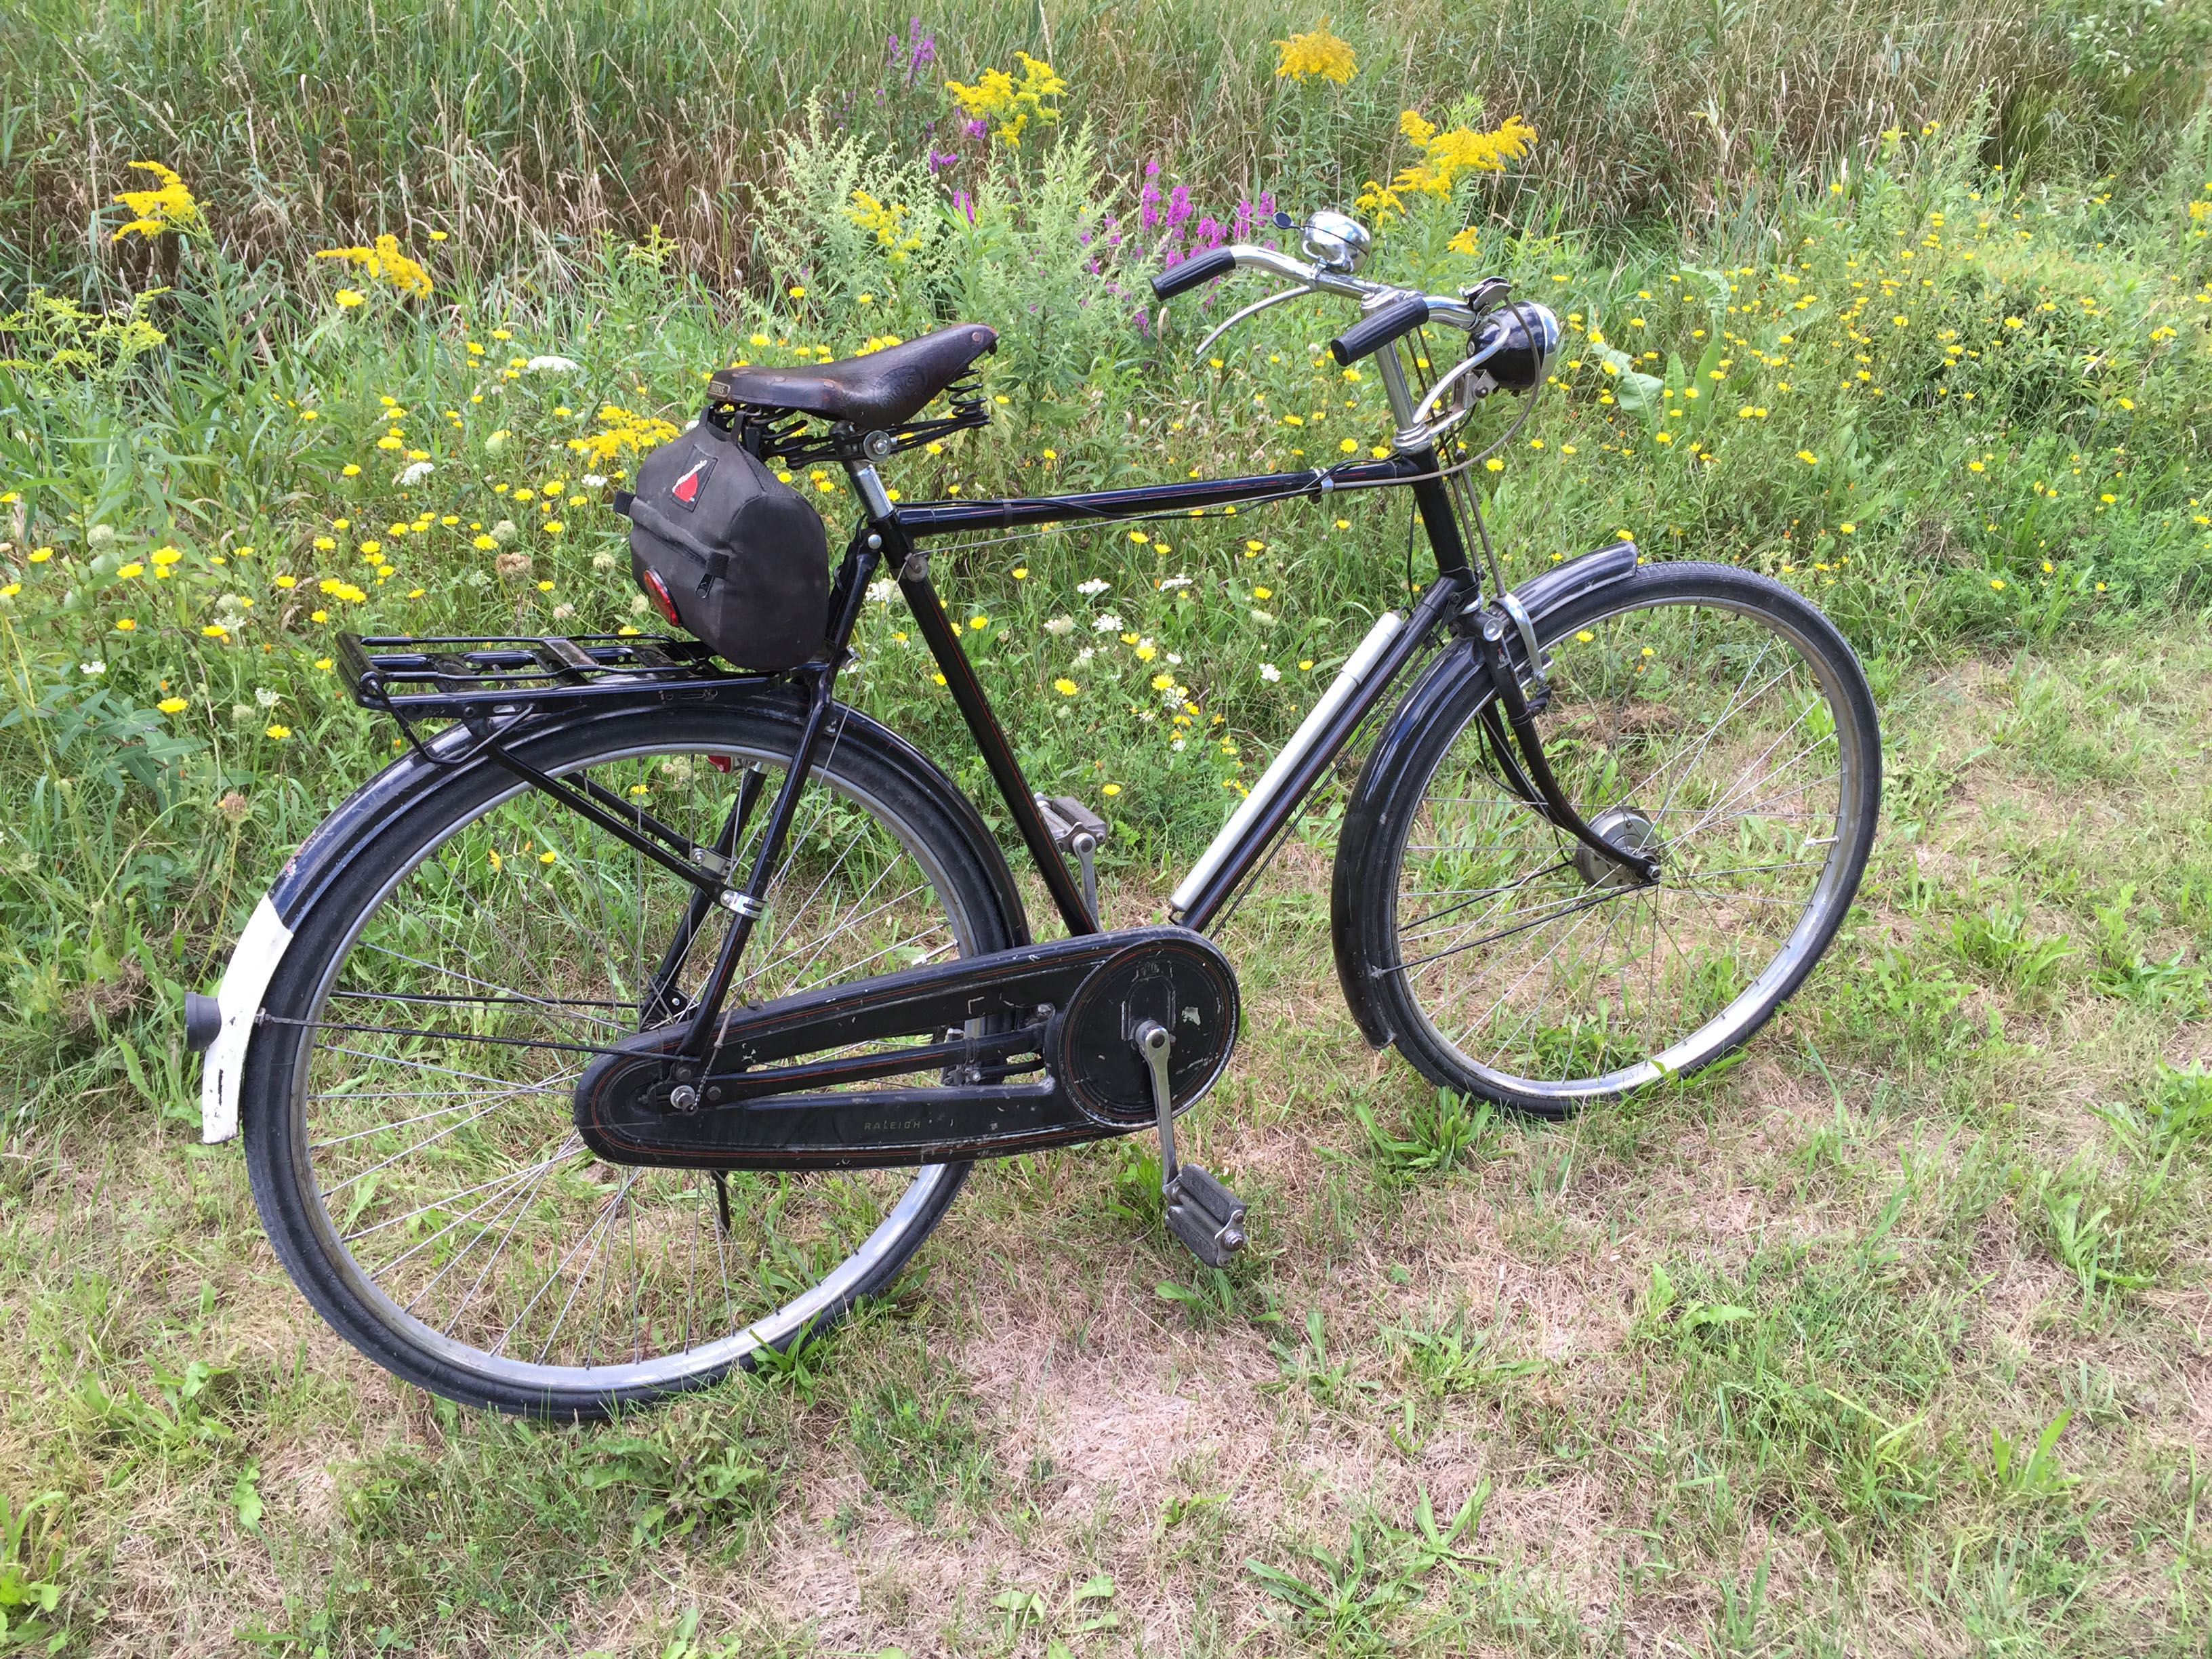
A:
[[1165, 1164, 1247, 1267]]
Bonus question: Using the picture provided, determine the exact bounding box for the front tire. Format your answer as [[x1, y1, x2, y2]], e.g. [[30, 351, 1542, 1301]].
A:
[[240, 700, 1023, 1417], [1336, 561, 1880, 1115]]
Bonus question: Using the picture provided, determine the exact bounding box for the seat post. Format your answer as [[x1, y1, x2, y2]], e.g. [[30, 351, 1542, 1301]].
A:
[[846, 461, 895, 524]]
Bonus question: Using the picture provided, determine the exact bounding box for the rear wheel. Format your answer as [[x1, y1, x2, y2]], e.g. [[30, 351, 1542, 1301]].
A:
[[241, 701, 1021, 1416], [1340, 562, 1880, 1114]]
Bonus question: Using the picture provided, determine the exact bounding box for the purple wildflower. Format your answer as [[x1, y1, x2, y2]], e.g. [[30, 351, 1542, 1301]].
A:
[[1193, 216, 1225, 249], [902, 18, 937, 85], [963, 117, 987, 139], [953, 188, 976, 226], [928, 150, 959, 171], [1165, 185, 1193, 232]]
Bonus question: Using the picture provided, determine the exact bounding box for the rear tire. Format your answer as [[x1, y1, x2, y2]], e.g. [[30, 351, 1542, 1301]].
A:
[[1336, 562, 1880, 1115], [241, 700, 1021, 1417]]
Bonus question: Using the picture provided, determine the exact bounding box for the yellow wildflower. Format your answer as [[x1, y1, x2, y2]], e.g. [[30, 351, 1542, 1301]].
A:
[[944, 52, 1065, 146], [1358, 112, 1536, 216], [314, 234, 434, 300], [111, 161, 201, 241], [1274, 19, 1357, 84]]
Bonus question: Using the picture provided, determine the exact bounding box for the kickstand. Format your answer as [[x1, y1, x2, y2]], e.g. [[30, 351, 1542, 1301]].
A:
[[1134, 1019, 1246, 1267], [713, 1170, 733, 1236]]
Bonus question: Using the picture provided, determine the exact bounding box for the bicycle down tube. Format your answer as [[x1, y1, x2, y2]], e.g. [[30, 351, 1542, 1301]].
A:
[[861, 441, 1481, 938]]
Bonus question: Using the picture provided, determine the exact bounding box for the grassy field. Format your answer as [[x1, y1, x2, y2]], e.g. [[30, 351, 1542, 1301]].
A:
[[4, 0, 2212, 1652]]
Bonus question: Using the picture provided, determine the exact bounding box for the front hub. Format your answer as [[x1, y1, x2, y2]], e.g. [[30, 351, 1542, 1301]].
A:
[[1572, 804, 1663, 890]]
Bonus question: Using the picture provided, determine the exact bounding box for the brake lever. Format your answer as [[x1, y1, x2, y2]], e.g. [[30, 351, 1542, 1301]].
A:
[[1191, 283, 1314, 359]]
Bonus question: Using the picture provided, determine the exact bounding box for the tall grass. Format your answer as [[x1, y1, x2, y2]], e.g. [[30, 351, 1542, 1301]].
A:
[[4, 0, 2207, 287]]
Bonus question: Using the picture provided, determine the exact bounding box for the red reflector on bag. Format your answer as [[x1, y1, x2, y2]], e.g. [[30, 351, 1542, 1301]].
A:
[[707, 756, 734, 774], [670, 457, 713, 507], [639, 567, 682, 627]]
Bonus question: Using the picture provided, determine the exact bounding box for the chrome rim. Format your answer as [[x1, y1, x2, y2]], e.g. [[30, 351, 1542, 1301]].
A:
[[1390, 593, 1868, 1101], [283, 734, 977, 1395]]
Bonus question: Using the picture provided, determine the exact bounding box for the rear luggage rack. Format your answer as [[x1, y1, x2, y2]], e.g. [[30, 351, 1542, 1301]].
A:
[[337, 632, 773, 720]]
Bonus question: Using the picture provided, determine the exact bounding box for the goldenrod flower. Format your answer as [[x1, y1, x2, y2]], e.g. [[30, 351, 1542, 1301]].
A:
[[1359, 112, 1536, 216], [314, 234, 433, 300], [111, 161, 201, 241], [944, 52, 1065, 146], [1275, 19, 1357, 84]]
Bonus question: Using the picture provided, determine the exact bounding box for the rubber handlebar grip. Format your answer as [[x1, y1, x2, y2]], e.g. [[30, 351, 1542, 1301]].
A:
[[1150, 247, 1237, 301], [1329, 295, 1431, 365]]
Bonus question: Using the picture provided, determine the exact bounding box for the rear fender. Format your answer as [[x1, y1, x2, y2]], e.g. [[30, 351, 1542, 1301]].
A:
[[1330, 541, 1639, 1048], [196, 692, 1025, 1141]]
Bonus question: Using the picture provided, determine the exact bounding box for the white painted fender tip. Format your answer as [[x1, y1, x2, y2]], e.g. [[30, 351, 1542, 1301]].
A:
[[199, 895, 295, 1144]]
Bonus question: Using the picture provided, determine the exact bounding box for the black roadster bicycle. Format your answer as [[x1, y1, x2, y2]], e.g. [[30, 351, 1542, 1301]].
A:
[[190, 211, 1881, 1416]]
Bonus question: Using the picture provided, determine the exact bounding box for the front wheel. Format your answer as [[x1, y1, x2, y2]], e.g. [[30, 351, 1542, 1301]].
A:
[[1336, 561, 1881, 1115], [239, 699, 1023, 1417]]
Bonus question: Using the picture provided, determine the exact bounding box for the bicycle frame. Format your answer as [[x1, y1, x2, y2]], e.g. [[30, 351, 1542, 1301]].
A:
[[874, 450, 1481, 937]]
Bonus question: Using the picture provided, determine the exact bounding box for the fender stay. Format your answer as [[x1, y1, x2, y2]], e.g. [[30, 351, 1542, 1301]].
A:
[[194, 689, 1027, 1145], [1329, 540, 1640, 1049]]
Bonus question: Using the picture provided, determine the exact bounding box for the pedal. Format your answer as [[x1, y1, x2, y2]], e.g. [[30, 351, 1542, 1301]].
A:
[[1134, 1018, 1248, 1267], [1036, 794, 1108, 924], [1166, 1164, 1247, 1266]]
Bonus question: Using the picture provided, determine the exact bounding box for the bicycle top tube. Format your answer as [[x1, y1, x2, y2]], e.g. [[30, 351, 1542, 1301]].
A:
[[889, 452, 1432, 539]]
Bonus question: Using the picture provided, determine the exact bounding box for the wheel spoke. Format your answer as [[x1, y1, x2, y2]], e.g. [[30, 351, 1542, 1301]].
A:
[[274, 731, 987, 1401], [1383, 586, 1869, 1101]]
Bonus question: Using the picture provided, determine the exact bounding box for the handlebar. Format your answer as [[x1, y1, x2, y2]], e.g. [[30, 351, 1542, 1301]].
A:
[[1150, 241, 1480, 355], [1329, 295, 1429, 365], [1149, 248, 1237, 301]]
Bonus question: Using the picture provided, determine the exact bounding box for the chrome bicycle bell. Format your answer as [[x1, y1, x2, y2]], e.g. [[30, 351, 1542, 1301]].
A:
[[1300, 210, 1370, 273]]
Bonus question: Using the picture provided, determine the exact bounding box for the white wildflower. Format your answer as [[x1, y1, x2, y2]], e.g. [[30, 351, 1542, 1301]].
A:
[[1166, 653, 1183, 665], [1171, 737, 1186, 752], [552, 602, 575, 620], [79, 660, 105, 676], [629, 593, 651, 614], [525, 354, 581, 374], [1092, 613, 1122, 632], [581, 473, 608, 489], [1156, 575, 1192, 590], [1076, 578, 1109, 596], [255, 687, 280, 708], [1075, 646, 1095, 664], [492, 520, 518, 544], [87, 525, 117, 548], [1250, 608, 1276, 624], [866, 579, 897, 604], [1259, 663, 1282, 682], [592, 551, 617, 571], [395, 460, 434, 486], [1044, 616, 1076, 636]]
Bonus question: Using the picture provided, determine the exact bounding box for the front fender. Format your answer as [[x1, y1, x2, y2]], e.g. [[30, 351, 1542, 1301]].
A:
[[196, 690, 1026, 1141], [1329, 540, 1639, 1048]]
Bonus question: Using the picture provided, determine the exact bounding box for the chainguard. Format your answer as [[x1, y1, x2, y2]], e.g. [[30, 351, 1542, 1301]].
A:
[[573, 925, 1239, 1170]]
